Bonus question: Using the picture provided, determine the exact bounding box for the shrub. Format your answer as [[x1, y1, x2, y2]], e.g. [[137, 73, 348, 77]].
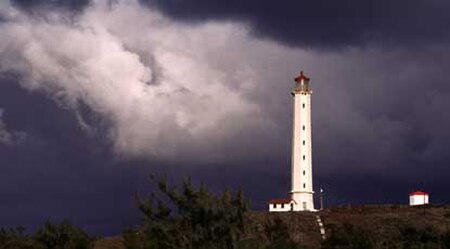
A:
[[34, 220, 93, 249], [129, 175, 248, 249]]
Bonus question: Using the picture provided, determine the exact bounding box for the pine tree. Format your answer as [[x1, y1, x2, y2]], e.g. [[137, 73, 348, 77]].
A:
[[131, 175, 250, 249]]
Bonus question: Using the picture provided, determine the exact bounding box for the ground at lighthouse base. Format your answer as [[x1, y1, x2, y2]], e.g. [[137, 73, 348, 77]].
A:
[[94, 204, 450, 249]]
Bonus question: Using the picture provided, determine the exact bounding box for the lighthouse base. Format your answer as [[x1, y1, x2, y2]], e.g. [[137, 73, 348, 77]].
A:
[[291, 191, 315, 211]]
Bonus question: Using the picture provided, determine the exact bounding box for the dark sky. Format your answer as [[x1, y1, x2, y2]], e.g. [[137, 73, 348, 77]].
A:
[[1, 0, 450, 235], [145, 0, 450, 48]]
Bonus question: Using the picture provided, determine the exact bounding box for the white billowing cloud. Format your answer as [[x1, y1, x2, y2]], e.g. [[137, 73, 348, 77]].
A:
[[0, 0, 17, 18], [2, 0, 437, 173], [0, 0, 308, 162], [0, 109, 26, 145]]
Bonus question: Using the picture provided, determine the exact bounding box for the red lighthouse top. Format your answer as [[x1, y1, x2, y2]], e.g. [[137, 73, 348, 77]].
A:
[[295, 71, 310, 82], [409, 191, 428, 196]]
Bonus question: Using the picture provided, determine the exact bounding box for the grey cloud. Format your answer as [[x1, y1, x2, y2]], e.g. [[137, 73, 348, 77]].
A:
[[1, 0, 450, 235], [0, 108, 26, 145], [310, 46, 450, 181], [2, 0, 450, 177], [9, 0, 450, 49], [144, 0, 450, 48], [10, 0, 90, 12], [0, 0, 283, 163]]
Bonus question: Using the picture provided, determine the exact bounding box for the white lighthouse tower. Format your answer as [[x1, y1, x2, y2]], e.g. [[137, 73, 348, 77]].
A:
[[290, 71, 315, 211], [268, 71, 315, 212]]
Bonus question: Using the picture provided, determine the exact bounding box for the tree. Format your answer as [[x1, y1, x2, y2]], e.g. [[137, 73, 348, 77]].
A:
[[129, 175, 249, 249], [0, 227, 44, 249], [34, 220, 93, 249]]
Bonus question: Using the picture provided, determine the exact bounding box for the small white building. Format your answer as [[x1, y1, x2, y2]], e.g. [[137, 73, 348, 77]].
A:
[[268, 199, 296, 212], [409, 191, 429, 206]]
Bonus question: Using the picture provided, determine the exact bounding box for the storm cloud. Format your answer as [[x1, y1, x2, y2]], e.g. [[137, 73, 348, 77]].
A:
[[9, 0, 450, 48], [1, 0, 450, 235], [1, 0, 272, 162], [10, 0, 90, 12], [0, 108, 26, 145], [145, 0, 450, 48], [1, 0, 450, 187]]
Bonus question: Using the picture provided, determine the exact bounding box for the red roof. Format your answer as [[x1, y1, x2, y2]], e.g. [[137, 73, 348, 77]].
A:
[[409, 191, 428, 196], [295, 71, 310, 82], [268, 198, 294, 204]]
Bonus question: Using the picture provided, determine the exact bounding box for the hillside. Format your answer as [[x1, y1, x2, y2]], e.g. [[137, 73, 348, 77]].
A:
[[320, 204, 450, 248], [94, 204, 450, 249]]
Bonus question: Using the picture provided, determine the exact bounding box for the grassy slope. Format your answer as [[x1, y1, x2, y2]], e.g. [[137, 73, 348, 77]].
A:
[[94, 204, 450, 249], [93, 236, 125, 249], [246, 211, 322, 248], [321, 204, 450, 248]]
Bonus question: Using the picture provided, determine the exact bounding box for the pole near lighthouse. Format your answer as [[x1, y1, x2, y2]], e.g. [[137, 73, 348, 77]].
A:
[[320, 188, 324, 210], [290, 71, 315, 211]]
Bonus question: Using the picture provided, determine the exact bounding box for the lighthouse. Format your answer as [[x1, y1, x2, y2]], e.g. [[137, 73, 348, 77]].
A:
[[290, 71, 315, 211], [269, 71, 315, 212]]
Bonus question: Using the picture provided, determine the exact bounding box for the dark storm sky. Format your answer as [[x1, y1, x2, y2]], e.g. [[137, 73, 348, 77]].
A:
[[1, 0, 450, 235]]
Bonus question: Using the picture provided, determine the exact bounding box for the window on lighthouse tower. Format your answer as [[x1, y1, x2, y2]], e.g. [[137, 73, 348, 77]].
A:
[[302, 125, 305, 130]]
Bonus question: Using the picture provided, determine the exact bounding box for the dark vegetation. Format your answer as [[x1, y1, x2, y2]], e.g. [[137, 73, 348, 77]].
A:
[[115, 176, 450, 249], [0, 220, 92, 249], [321, 204, 450, 249], [122, 175, 303, 249], [3, 176, 450, 249]]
